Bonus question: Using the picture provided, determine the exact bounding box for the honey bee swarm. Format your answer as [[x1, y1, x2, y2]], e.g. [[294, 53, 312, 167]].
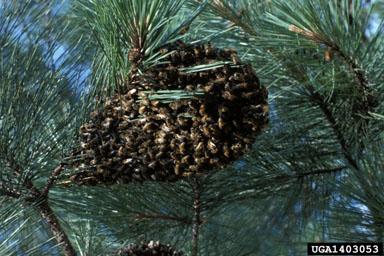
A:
[[70, 41, 268, 185], [117, 241, 183, 256]]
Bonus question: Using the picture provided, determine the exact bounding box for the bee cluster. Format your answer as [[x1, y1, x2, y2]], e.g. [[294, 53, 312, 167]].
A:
[[117, 241, 183, 256], [70, 41, 268, 185]]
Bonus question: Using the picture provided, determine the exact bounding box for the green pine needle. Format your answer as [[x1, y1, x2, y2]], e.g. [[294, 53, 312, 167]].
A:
[[138, 89, 205, 103]]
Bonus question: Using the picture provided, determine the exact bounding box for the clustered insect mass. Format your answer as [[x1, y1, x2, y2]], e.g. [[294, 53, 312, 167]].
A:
[[71, 41, 268, 185], [117, 241, 183, 256]]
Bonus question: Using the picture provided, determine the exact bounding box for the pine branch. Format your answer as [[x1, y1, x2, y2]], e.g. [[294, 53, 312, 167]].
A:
[[262, 47, 363, 172], [35, 199, 77, 256], [260, 23, 371, 171], [289, 25, 370, 93], [4, 156, 76, 256], [307, 86, 359, 170], [0, 185, 21, 199], [41, 164, 66, 198], [6, 157, 41, 198], [191, 177, 202, 256], [195, 0, 258, 36]]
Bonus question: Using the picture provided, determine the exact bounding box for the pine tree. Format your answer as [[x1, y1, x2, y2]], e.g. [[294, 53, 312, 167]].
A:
[[0, 0, 383, 255]]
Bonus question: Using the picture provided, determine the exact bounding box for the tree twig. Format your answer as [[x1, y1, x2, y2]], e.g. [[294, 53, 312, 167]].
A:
[[5, 157, 76, 256], [0, 185, 21, 199], [289, 24, 375, 117], [308, 87, 359, 170], [191, 176, 202, 256], [35, 199, 77, 256], [41, 164, 65, 197]]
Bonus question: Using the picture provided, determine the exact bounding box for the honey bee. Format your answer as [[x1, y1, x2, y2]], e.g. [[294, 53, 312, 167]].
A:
[[181, 155, 191, 164], [231, 72, 244, 81], [139, 147, 147, 154], [170, 51, 181, 63], [241, 92, 256, 99], [195, 156, 208, 166], [177, 115, 190, 127], [155, 151, 164, 158], [198, 71, 209, 78], [151, 100, 160, 107], [179, 142, 187, 154], [80, 124, 93, 133], [231, 53, 240, 65], [150, 174, 157, 181], [174, 163, 181, 175], [120, 101, 132, 112], [157, 70, 167, 79], [231, 142, 243, 152], [193, 47, 202, 58], [204, 84, 216, 93], [262, 104, 269, 114], [202, 125, 211, 137], [148, 161, 157, 169], [218, 105, 229, 114], [223, 91, 237, 101], [159, 48, 168, 55], [154, 113, 167, 120], [143, 122, 159, 133], [58, 179, 72, 187], [224, 82, 231, 91], [223, 144, 231, 158], [170, 101, 184, 111], [233, 82, 249, 91], [147, 150, 156, 160], [195, 142, 204, 155], [141, 98, 151, 106], [117, 147, 126, 157], [81, 176, 98, 184], [209, 158, 220, 165], [161, 123, 172, 133], [128, 88, 137, 96], [139, 106, 147, 114], [222, 64, 230, 75], [80, 142, 89, 149], [185, 84, 194, 91], [213, 77, 227, 85], [190, 129, 202, 142], [201, 115, 213, 123], [90, 111, 98, 119], [155, 137, 167, 144], [102, 117, 114, 129], [207, 140, 218, 154], [218, 117, 225, 130], [204, 43, 213, 56], [188, 165, 199, 173]]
